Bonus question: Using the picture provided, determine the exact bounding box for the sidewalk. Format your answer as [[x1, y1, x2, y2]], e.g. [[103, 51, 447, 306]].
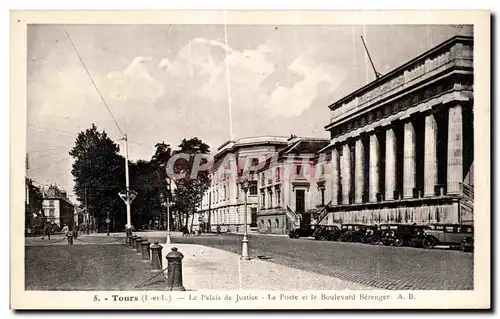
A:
[[158, 244, 372, 291]]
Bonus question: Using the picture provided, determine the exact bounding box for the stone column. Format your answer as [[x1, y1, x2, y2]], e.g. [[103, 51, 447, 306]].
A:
[[403, 120, 416, 199], [341, 143, 351, 205], [424, 113, 438, 197], [354, 138, 365, 203], [331, 148, 339, 205], [369, 134, 380, 203], [385, 127, 396, 200], [447, 104, 463, 194]]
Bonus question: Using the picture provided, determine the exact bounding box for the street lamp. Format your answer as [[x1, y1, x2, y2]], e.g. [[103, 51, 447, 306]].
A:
[[161, 193, 172, 244], [240, 179, 250, 260], [106, 211, 110, 236]]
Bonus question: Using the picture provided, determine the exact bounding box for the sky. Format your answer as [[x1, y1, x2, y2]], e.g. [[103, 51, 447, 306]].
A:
[[25, 23, 472, 201]]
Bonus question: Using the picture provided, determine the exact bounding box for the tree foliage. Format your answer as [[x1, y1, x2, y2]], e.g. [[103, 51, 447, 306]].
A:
[[69, 124, 126, 230], [171, 137, 211, 228], [70, 126, 208, 231]]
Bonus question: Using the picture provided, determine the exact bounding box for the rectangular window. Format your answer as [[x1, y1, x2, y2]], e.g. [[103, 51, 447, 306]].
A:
[[49, 200, 54, 207], [321, 188, 325, 206], [250, 208, 257, 227], [224, 186, 227, 200], [296, 165, 302, 176], [261, 192, 266, 208], [269, 192, 273, 208], [277, 191, 281, 207], [445, 226, 455, 232], [249, 181, 258, 195]]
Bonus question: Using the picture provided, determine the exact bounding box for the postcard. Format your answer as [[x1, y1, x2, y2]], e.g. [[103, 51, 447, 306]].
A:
[[11, 9, 490, 310]]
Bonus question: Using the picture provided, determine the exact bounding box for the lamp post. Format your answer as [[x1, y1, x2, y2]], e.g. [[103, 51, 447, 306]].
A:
[[161, 193, 172, 244], [240, 179, 250, 260], [106, 211, 110, 236]]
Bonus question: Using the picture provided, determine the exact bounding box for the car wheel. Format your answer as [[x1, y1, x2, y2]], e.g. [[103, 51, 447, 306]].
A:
[[294, 233, 300, 239], [422, 237, 436, 249], [394, 237, 404, 247], [370, 236, 380, 245]]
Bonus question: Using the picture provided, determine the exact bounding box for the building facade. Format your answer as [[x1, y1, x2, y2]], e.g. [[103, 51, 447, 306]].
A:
[[315, 35, 474, 226], [196, 136, 289, 233], [25, 178, 43, 229], [256, 136, 330, 234], [41, 185, 75, 228]]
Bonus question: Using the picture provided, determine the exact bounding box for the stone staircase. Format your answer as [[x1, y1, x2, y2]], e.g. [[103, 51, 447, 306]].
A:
[[286, 206, 301, 229], [315, 200, 333, 225], [459, 182, 474, 224]]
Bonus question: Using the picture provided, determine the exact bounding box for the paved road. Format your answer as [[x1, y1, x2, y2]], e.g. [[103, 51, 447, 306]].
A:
[[151, 233, 473, 290], [25, 244, 168, 291]]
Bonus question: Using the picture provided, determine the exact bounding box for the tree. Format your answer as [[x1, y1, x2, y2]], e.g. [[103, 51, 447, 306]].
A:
[[171, 138, 211, 229], [69, 124, 126, 231]]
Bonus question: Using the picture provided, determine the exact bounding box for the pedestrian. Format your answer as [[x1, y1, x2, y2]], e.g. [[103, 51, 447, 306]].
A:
[[41, 222, 51, 240], [61, 224, 69, 238], [216, 225, 221, 235], [26, 227, 32, 237]]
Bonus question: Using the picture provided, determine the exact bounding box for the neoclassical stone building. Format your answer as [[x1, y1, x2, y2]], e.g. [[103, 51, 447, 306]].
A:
[[196, 136, 289, 233], [256, 136, 329, 234], [316, 35, 474, 226]]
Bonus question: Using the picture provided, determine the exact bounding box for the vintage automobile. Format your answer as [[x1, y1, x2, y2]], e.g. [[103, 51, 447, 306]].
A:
[[313, 225, 342, 241], [289, 226, 315, 239], [382, 224, 433, 247], [338, 224, 371, 242], [421, 224, 474, 249], [379, 224, 413, 246], [368, 224, 394, 245]]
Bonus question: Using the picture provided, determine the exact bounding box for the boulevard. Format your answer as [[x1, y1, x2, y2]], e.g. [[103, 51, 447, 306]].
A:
[[168, 233, 474, 290]]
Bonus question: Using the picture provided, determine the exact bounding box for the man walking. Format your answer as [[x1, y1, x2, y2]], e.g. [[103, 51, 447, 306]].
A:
[[41, 222, 51, 240], [61, 224, 69, 238]]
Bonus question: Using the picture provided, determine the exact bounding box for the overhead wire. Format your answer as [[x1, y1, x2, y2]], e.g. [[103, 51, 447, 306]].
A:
[[26, 157, 72, 173], [61, 25, 125, 138], [31, 149, 69, 160], [27, 123, 80, 137], [27, 146, 68, 154]]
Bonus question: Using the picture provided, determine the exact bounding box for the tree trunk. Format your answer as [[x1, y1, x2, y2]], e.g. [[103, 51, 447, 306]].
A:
[[184, 211, 189, 229], [190, 213, 195, 233]]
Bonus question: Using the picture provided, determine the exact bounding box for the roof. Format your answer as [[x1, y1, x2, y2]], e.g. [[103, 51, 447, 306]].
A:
[[327, 35, 473, 111], [287, 139, 330, 154], [254, 137, 330, 172]]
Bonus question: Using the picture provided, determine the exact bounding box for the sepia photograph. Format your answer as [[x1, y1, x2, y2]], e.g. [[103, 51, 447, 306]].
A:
[[10, 10, 490, 310]]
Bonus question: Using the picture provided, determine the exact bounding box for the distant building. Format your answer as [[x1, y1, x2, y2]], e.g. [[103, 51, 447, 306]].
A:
[[41, 185, 75, 228], [195, 136, 290, 233], [25, 178, 43, 229]]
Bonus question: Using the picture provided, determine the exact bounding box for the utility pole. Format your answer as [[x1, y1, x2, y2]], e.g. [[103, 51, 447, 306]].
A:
[[165, 176, 172, 244], [123, 134, 132, 243], [207, 191, 211, 233], [85, 187, 89, 234]]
